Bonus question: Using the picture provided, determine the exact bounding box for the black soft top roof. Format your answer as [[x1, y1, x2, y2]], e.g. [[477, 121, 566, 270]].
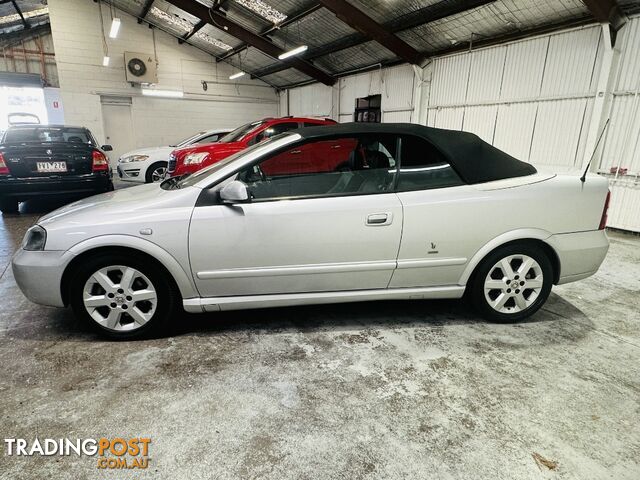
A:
[[290, 122, 537, 185]]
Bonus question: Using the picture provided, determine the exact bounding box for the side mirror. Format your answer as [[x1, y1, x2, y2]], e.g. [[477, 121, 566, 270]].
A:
[[219, 180, 250, 204], [101, 144, 113, 151]]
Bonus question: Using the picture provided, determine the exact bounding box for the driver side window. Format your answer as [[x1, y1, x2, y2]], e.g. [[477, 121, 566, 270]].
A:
[[237, 134, 399, 201]]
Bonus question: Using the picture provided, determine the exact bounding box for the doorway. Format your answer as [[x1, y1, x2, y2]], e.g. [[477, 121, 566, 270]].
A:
[[101, 97, 134, 165]]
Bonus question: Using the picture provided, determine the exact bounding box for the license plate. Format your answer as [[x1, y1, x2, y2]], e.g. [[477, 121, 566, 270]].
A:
[[36, 161, 67, 173]]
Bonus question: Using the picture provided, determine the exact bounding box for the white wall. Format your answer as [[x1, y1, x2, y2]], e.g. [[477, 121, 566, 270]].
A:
[[282, 64, 416, 123], [47, 0, 278, 148]]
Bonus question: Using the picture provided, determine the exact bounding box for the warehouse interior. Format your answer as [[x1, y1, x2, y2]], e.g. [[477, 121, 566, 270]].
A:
[[1, 0, 639, 478]]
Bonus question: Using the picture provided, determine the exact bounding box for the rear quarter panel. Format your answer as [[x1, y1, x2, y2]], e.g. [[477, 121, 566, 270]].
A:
[[390, 173, 609, 288]]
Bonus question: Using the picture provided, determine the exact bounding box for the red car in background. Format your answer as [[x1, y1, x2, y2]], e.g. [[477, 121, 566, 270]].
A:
[[167, 116, 337, 177]]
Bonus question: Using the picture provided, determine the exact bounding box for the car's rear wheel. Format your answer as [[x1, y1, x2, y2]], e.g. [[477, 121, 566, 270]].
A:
[[469, 243, 553, 322], [69, 253, 178, 339], [145, 162, 167, 183], [0, 198, 19, 214]]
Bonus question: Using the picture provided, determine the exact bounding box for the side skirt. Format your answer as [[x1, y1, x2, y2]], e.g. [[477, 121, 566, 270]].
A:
[[183, 285, 465, 313]]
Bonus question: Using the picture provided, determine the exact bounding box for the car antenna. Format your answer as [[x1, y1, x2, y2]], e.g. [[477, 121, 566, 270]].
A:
[[580, 118, 610, 183]]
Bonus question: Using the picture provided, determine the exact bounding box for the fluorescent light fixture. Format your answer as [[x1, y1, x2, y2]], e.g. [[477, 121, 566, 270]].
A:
[[141, 89, 184, 98], [234, 0, 286, 24], [102, 56, 110, 66], [109, 17, 121, 38], [278, 45, 308, 60], [229, 71, 245, 80]]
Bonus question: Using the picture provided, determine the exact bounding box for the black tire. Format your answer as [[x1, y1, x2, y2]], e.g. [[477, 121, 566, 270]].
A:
[[0, 198, 19, 214], [145, 162, 168, 183], [468, 242, 553, 322], [68, 253, 179, 340]]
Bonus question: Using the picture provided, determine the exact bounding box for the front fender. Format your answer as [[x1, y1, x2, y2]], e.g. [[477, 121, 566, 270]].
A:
[[458, 228, 555, 285], [66, 234, 199, 299]]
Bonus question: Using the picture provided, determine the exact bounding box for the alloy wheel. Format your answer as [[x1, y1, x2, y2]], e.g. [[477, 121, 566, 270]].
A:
[[483, 254, 544, 314], [82, 265, 157, 332], [151, 166, 167, 182]]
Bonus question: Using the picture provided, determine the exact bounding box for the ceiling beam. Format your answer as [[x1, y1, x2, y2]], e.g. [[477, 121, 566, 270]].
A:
[[582, 0, 626, 30], [252, 0, 495, 79], [137, 0, 154, 24], [318, 0, 423, 64], [179, 19, 205, 44], [217, 2, 322, 62], [166, 0, 335, 85], [10, 0, 30, 29]]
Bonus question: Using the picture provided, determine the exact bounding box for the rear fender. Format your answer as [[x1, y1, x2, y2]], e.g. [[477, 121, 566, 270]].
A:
[[459, 228, 555, 285]]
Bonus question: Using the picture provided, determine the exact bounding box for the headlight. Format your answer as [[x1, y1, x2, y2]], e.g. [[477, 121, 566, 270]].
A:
[[22, 225, 47, 251], [119, 155, 149, 163], [184, 152, 209, 165]]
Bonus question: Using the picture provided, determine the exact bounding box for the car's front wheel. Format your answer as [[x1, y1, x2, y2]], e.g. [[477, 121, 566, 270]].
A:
[[469, 243, 553, 322], [69, 253, 178, 339], [145, 162, 168, 183]]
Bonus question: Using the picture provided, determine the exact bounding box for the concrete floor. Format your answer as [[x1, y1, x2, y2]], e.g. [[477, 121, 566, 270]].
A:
[[0, 187, 639, 479]]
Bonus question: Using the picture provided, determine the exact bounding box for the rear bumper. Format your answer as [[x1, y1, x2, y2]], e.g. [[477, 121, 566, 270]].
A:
[[12, 249, 72, 307], [0, 173, 112, 200], [547, 230, 609, 285]]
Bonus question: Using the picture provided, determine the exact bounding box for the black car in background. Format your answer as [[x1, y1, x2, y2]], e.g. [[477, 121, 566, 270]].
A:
[[0, 125, 114, 214]]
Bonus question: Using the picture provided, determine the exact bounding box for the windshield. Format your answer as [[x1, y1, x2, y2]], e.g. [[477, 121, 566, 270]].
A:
[[164, 135, 284, 190], [219, 120, 265, 143], [173, 132, 205, 147], [4, 127, 96, 145]]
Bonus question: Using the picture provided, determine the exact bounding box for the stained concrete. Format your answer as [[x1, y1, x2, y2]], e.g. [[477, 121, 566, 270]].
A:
[[0, 191, 638, 479]]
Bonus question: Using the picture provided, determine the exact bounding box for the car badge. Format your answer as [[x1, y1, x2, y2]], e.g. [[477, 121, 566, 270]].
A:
[[46, 149, 53, 155]]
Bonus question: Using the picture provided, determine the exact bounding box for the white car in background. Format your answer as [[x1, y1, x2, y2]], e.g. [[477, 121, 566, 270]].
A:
[[117, 128, 231, 183], [12, 123, 610, 340]]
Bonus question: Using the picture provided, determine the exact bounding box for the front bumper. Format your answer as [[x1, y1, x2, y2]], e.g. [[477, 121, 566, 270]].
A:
[[117, 164, 143, 183], [0, 173, 113, 200], [11, 249, 72, 307], [548, 229, 609, 285]]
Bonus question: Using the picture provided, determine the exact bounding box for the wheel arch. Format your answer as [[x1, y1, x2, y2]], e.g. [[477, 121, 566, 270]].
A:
[[145, 160, 169, 183], [60, 236, 198, 306], [460, 229, 561, 288]]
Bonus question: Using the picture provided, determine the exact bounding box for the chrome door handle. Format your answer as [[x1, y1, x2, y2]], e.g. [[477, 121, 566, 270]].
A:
[[290, 149, 302, 154], [366, 213, 392, 226]]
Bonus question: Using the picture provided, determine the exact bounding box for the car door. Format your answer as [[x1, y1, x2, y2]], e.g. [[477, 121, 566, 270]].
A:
[[389, 135, 478, 288], [188, 134, 403, 298]]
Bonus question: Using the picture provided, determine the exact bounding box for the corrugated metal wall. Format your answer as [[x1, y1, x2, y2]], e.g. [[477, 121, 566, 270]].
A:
[[285, 64, 415, 123], [0, 32, 58, 87], [424, 19, 640, 232], [287, 83, 334, 118], [337, 65, 415, 121], [426, 25, 602, 171], [598, 17, 640, 232]]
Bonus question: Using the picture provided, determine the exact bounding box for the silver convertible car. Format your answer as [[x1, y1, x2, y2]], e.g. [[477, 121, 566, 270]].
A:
[[12, 123, 610, 339]]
